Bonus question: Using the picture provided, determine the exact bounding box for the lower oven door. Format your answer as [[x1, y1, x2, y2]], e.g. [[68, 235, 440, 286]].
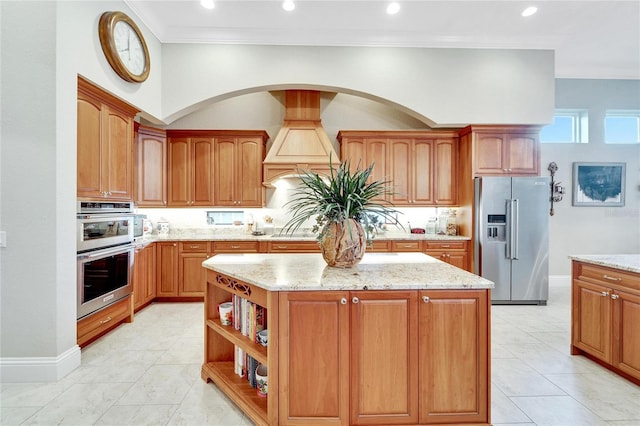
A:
[[77, 244, 134, 319]]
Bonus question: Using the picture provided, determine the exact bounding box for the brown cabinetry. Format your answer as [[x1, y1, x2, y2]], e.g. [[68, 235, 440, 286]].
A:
[[338, 131, 458, 206], [459, 125, 540, 177], [156, 241, 179, 297], [279, 290, 418, 425], [214, 241, 259, 253], [179, 242, 212, 297], [267, 241, 319, 253], [134, 124, 167, 207], [419, 290, 489, 424], [77, 295, 133, 347], [167, 136, 215, 206], [133, 243, 156, 311], [424, 241, 469, 271], [214, 133, 267, 207], [77, 77, 137, 200], [167, 130, 267, 207], [571, 261, 640, 384]]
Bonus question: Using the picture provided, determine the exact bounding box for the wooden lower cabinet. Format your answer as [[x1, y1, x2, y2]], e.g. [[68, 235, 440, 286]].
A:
[[279, 289, 489, 425], [424, 241, 469, 271], [571, 261, 640, 384], [419, 290, 490, 424], [133, 243, 156, 311], [77, 295, 133, 347], [156, 242, 179, 297]]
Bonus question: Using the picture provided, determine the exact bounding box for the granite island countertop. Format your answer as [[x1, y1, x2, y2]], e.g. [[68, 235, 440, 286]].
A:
[[202, 252, 493, 292], [569, 254, 640, 274]]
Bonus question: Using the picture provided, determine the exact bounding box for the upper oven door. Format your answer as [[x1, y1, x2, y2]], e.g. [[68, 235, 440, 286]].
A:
[[77, 214, 134, 252]]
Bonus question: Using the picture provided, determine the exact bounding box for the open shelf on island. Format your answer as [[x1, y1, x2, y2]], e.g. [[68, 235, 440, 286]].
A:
[[201, 361, 268, 425], [207, 319, 268, 365]]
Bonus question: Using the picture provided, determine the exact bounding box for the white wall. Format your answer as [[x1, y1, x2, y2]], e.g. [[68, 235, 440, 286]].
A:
[[161, 44, 555, 126], [541, 79, 640, 276]]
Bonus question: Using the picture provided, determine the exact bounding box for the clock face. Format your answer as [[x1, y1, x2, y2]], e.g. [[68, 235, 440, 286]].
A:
[[114, 20, 146, 76], [99, 11, 150, 83]]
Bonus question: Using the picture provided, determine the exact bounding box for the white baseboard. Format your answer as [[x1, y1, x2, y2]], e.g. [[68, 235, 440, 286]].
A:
[[550, 275, 571, 286], [0, 345, 81, 383]]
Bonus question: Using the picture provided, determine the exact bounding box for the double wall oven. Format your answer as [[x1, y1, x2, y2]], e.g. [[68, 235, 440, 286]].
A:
[[77, 201, 134, 319]]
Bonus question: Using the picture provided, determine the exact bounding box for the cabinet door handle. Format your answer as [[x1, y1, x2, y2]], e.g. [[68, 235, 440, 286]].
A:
[[277, 245, 288, 249], [603, 274, 622, 282], [601, 291, 610, 297], [231, 245, 240, 249], [340, 297, 347, 305], [189, 245, 199, 249], [352, 297, 359, 304], [99, 316, 112, 325], [441, 245, 450, 248], [611, 294, 620, 300], [422, 296, 430, 303]]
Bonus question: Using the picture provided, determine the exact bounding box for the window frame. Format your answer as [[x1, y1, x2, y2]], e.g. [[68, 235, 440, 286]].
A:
[[604, 110, 640, 144], [540, 109, 588, 144]]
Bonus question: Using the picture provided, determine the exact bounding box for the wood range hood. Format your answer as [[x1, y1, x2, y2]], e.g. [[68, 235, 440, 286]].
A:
[[263, 90, 340, 186]]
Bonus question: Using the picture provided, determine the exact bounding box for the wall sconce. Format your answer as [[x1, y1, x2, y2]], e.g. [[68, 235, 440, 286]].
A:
[[548, 162, 566, 216]]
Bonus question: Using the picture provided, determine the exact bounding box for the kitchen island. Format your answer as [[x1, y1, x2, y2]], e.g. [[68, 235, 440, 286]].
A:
[[570, 254, 640, 385], [202, 253, 493, 426]]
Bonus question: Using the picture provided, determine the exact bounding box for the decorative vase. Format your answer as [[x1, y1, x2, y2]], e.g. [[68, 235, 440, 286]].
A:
[[318, 218, 366, 268]]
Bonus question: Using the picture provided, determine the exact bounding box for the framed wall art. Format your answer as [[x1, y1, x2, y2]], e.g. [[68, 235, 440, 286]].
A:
[[572, 162, 626, 207]]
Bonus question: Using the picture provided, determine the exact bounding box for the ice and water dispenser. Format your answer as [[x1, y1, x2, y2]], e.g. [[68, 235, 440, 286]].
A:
[[486, 214, 506, 242]]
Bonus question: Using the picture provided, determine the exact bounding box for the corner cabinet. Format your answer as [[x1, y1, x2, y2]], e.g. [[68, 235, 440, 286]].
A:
[[203, 271, 491, 426], [77, 77, 138, 200], [571, 261, 640, 384], [338, 131, 458, 206], [458, 125, 541, 176], [134, 124, 167, 207]]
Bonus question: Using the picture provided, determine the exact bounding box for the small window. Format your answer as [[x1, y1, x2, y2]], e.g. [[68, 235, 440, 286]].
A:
[[540, 110, 588, 143], [206, 210, 244, 225], [605, 110, 640, 144]]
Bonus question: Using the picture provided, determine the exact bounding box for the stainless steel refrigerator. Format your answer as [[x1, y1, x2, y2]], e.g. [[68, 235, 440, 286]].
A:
[[474, 177, 549, 305]]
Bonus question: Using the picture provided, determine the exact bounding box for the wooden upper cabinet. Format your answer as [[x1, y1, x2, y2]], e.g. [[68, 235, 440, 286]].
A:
[[214, 134, 266, 207], [434, 138, 457, 205], [460, 125, 541, 176], [77, 77, 137, 200], [167, 130, 267, 207], [166, 135, 214, 206], [339, 131, 458, 206], [134, 124, 167, 207]]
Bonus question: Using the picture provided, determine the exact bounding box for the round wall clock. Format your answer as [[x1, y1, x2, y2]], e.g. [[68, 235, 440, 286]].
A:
[[98, 11, 150, 83]]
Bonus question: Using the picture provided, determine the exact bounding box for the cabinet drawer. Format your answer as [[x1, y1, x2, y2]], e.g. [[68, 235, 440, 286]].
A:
[[214, 241, 259, 253], [578, 263, 640, 292], [391, 241, 422, 252], [268, 241, 319, 252], [424, 241, 467, 251], [179, 241, 210, 252], [369, 240, 390, 252], [77, 296, 131, 347]]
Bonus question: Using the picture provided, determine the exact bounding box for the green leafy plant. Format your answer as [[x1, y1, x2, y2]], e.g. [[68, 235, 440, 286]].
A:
[[281, 159, 402, 242]]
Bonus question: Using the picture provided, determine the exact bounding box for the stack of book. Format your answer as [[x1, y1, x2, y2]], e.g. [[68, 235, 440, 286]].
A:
[[232, 294, 268, 390]]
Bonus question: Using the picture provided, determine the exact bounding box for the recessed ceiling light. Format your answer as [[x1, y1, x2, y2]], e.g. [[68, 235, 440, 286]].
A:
[[387, 2, 400, 15], [522, 6, 538, 17], [200, 0, 214, 10], [283, 0, 295, 12]]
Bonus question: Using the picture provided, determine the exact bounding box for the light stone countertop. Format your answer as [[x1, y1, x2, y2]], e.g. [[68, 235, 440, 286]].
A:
[[144, 229, 471, 242], [569, 254, 640, 274], [202, 252, 493, 291]]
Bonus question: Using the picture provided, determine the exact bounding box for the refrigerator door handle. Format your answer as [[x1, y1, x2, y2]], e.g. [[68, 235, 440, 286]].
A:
[[506, 199, 512, 259], [513, 199, 519, 260]]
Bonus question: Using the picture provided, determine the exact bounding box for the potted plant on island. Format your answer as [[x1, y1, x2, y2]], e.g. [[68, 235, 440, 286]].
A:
[[281, 159, 402, 268]]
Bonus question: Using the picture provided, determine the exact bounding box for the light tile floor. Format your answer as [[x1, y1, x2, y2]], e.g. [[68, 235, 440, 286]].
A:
[[2, 282, 639, 425]]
